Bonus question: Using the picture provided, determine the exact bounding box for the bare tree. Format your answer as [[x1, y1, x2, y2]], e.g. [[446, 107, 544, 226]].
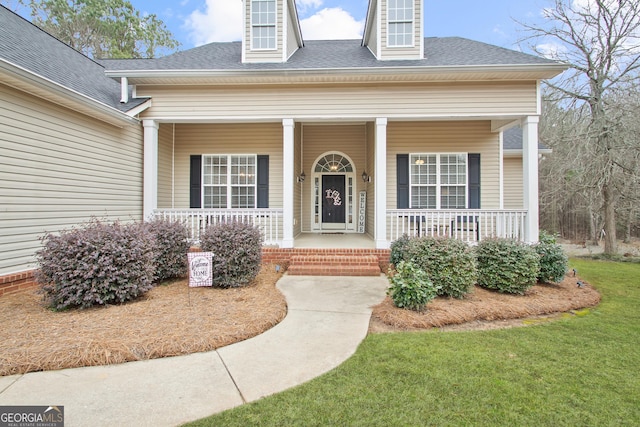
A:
[[521, 0, 640, 254]]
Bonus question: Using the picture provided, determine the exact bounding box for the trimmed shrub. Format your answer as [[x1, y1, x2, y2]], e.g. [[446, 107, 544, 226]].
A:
[[476, 238, 540, 294], [391, 236, 477, 299], [387, 261, 440, 311], [390, 234, 411, 266], [36, 220, 155, 310], [145, 218, 190, 282], [535, 231, 568, 283], [200, 221, 262, 288]]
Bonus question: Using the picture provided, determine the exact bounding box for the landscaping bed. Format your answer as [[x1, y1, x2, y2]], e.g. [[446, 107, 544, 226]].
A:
[[0, 265, 287, 376], [370, 273, 601, 332], [0, 265, 601, 377]]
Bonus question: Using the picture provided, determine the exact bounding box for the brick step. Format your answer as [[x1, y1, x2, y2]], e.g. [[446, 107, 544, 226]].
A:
[[288, 254, 381, 276]]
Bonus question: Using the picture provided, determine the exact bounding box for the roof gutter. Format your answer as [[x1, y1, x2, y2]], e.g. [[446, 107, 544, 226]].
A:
[[104, 62, 568, 81], [0, 58, 139, 127]]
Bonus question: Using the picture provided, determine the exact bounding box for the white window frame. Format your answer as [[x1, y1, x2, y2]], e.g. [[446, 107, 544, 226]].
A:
[[202, 154, 257, 209], [409, 153, 468, 209], [251, 0, 277, 50], [387, 0, 414, 47]]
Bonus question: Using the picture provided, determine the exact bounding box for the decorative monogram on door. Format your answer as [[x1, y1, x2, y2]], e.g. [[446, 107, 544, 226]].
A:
[[325, 189, 342, 206]]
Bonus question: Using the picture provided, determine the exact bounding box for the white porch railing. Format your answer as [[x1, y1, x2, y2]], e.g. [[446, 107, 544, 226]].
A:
[[387, 209, 527, 243], [154, 209, 283, 245]]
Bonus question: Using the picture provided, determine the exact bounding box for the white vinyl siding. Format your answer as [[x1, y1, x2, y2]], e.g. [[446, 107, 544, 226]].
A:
[[380, 0, 422, 59], [167, 123, 282, 210], [503, 157, 524, 209], [387, 121, 501, 210], [137, 81, 538, 121], [286, 7, 300, 58], [0, 84, 143, 276], [244, 0, 283, 62], [157, 123, 173, 209]]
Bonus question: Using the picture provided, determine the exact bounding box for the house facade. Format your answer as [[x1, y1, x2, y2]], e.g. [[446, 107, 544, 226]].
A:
[[0, 1, 566, 286]]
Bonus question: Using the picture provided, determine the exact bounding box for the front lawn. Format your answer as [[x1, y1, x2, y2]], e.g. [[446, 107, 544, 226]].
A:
[[187, 259, 640, 426]]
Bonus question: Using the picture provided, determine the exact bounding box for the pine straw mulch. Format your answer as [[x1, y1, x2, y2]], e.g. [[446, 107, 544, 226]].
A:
[[1, 268, 602, 377], [0, 265, 287, 377], [370, 274, 601, 333]]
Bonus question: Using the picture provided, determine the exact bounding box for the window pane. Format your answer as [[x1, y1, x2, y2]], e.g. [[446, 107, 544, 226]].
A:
[[441, 186, 466, 209], [232, 187, 255, 209], [204, 187, 226, 209], [411, 186, 436, 209]]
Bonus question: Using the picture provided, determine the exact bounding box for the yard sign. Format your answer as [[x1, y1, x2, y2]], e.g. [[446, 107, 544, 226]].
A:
[[187, 252, 214, 287]]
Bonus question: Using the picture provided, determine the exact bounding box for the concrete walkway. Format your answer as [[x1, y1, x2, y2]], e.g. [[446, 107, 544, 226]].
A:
[[0, 275, 389, 427]]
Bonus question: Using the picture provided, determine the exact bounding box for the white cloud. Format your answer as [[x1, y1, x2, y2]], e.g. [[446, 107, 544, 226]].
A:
[[184, 2, 364, 45], [536, 42, 568, 60], [184, 0, 243, 46], [300, 8, 364, 40]]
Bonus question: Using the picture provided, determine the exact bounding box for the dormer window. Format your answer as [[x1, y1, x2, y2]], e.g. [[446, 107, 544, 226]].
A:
[[252, 0, 276, 50], [388, 0, 414, 47]]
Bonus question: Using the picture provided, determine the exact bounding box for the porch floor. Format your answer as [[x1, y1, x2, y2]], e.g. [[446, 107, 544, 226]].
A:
[[294, 233, 375, 249]]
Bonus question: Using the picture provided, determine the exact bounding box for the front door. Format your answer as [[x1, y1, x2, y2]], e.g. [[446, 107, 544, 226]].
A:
[[322, 175, 346, 226]]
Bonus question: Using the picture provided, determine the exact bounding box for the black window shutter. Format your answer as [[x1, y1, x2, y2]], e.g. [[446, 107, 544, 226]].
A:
[[397, 154, 409, 209], [190, 155, 202, 209], [257, 155, 269, 208], [468, 153, 481, 209]]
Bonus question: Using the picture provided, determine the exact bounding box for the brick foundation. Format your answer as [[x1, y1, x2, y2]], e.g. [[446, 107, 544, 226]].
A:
[[263, 247, 391, 276], [0, 270, 38, 297]]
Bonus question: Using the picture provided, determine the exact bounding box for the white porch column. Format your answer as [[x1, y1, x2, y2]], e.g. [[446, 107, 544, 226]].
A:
[[282, 119, 295, 248], [522, 116, 540, 243], [375, 118, 389, 249], [143, 120, 159, 221]]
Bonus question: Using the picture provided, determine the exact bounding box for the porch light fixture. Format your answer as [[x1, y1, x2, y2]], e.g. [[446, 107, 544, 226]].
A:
[[361, 171, 370, 183], [297, 171, 306, 183]]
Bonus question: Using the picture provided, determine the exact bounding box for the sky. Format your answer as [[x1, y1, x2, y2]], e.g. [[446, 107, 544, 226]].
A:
[[124, 0, 549, 52], [1, 0, 552, 53]]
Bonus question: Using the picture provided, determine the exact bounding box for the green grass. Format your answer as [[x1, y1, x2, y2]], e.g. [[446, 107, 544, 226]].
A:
[[186, 260, 640, 426]]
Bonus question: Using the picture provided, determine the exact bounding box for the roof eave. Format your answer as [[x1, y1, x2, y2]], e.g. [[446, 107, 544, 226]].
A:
[[106, 63, 569, 83], [0, 58, 139, 127]]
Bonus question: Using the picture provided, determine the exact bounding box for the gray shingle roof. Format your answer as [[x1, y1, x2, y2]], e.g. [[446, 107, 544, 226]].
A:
[[0, 6, 146, 113], [100, 38, 558, 72], [504, 127, 549, 150]]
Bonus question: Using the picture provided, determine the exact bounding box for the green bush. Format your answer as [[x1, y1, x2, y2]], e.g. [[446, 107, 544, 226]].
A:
[[387, 261, 440, 311], [200, 221, 262, 288], [145, 218, 190, 282], [36, 220, 156, 310], [391, 236, 477, 299], [535, 231, 568, 283], [476, 238, 540, 294], [390, 234, 411, 266]]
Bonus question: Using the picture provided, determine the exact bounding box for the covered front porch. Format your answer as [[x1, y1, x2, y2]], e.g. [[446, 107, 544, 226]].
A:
[[145, 116, 541, 250]]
